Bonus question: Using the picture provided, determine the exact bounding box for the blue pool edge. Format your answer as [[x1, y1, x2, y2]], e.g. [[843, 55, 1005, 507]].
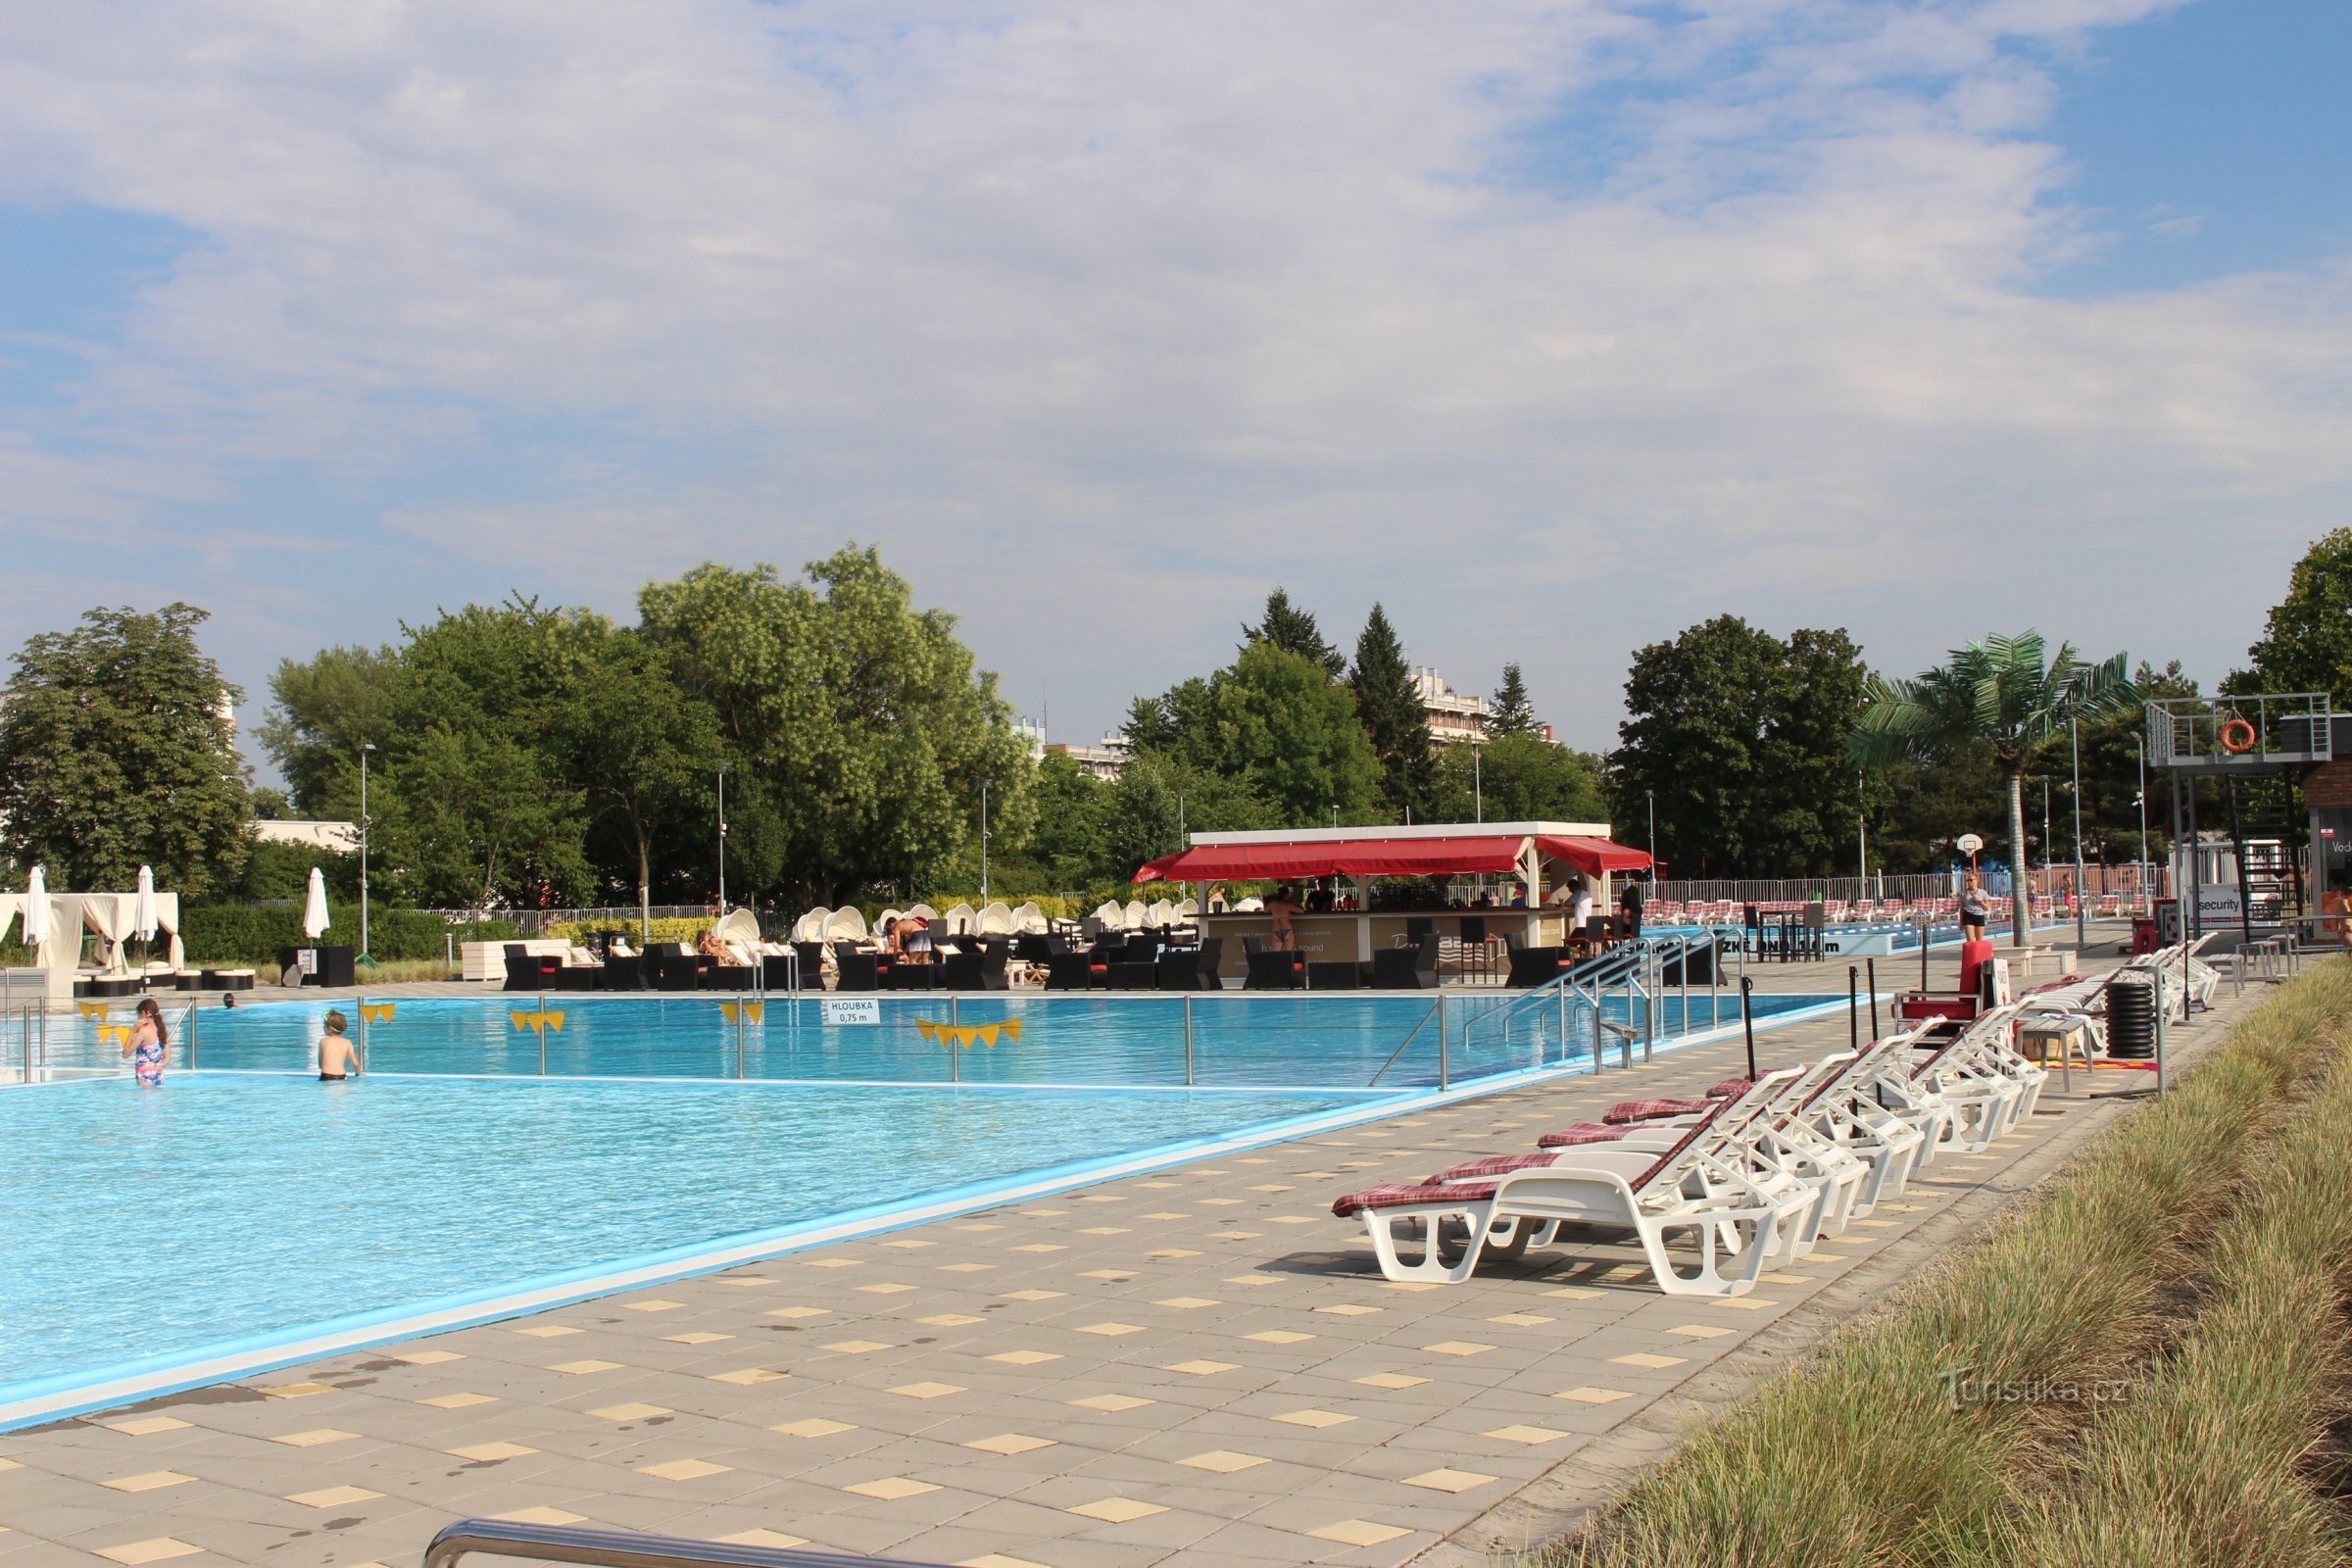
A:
[[0, 991, 1858, 1433]]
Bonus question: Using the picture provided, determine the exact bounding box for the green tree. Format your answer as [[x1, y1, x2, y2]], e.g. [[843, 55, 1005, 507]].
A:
[[1350, 603, 1436, 820], [1432, 732, 1606, 823], [1748, 629, 1871, 875], [256, 644, 400, 813], [1102, 751, 1271, 882], [1490, 662, 1538, 737], [1205, 641, 1382, 826], [1604, 616, 1787, 877], [1016, 751, 1116, 887], [1852, 632, 2137, 941], [639, 547, 1036, 905], [0, 604, 252, 896], [1241, 586, 1345, 679], [2240, 528, 2352, 701]]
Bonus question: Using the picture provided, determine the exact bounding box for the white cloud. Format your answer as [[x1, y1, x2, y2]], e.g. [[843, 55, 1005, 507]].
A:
[[0, 0, 2344, 754]]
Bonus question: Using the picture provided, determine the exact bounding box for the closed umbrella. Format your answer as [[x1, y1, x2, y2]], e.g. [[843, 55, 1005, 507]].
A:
[[22, 864, 51, 955], [303, 866, 331, 940], [134, 865, 159, 944]]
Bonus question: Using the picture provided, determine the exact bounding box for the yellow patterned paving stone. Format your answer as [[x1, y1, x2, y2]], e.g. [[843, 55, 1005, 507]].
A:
[[1075, 1322, 1144, 1337], [1315, 1303, 1381, 1316], [1667, 1324, 1735, 1340], [1401, 1468, 1496, 1494], [1485, 1425, 1572, 1445], [271, 1428, 360, 1446], [1712, 1297, 1780, 1310], [882, 1238, 936, 1249], [94, 1540, 203, 1565], [1176, 1449, 1268, 1473], [1421, 1340, 1495, 1356], [1272, 1409, 1353, 1428], [938, 1263, 993, 1273], [717, 1531, 808, 1549], [1066, 1497, 1167, 1523], [102, 1472, 195, 1494], [623, 1299, 689, 1312], [419, 1392, 498, 1408], [1153, 1297, 1220, 1309], [821, 1340, 894, 1355], [260, 1381, 333, 1398], [889, 1382, 967, 1400], [516, 1324, 582, 1338], [1304, 1517, 1411, 1545], [990, 1349, 1061, 1366], [856, 1283, 917, 1295], [1069, 1394, 1154, 1412], [964, 1433, 1056, 1455], [844, 1476, 939, 1500], [1611, 1352, 1687, 1370], [919, 1312, 983, 1326], [1243, 1330, 1313, 1346], [587, 1402, 672, 1422], [1545, 1286, 1604, 1299], [771, 1418, 857, 1438], [1355, 1372, 1431, 1390], [1488, 1312, 1554, 1327], [548, 1359, 624, 1374], [289, 1485, 383, 1508], [448, 1442, 538, 1462], [664, 1332, 732, 1345], [1002, 1289, 1063, 1301], [640, 1459, 732, 1481], [392, 1348, 466, 1364], [105, 1416, 193, 1436], [766, 1305, 830, 1320], [709, 1367, 789, 1386], [1163, 1359, 1239, 1376], [1078, 1227, 1130, 1236]]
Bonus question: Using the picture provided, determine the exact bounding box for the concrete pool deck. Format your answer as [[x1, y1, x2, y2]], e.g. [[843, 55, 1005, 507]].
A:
[[0, 928, 2269, 1568]]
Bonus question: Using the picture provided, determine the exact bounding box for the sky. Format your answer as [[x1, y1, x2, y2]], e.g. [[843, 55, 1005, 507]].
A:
[[2, 0, 2348, 776]]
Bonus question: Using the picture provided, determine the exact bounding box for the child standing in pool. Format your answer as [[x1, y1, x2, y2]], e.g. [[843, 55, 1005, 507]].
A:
[[122, 997, 168, 1087], [316, 1010, 363, 1080]]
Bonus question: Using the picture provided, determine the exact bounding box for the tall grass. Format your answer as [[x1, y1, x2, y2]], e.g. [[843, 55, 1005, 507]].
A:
[[1564, 960, 2352, 1568], [1959, 1008, 2352, 1568]]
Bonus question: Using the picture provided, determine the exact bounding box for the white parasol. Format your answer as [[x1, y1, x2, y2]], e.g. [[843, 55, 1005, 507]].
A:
[[21, 864, 51, 953], [134, 865, 160, 943], [303, 866, 331, 939]]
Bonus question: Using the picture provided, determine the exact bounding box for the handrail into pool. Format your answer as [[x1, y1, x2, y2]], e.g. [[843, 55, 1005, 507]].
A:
[[421, 1517, 950, 1568]]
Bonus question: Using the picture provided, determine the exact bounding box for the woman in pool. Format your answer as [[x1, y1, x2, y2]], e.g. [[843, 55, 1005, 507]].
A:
[[316, 1010, 363, 1080], [122, 996, 168, 1087]]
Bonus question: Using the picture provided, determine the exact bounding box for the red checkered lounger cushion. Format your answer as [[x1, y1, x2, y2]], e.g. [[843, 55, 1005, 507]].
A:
[[1331, 1181, 1498, 1218]]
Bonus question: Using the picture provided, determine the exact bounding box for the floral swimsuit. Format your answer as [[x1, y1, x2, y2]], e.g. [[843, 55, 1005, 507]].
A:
[[132, 1033, 165, 1087]]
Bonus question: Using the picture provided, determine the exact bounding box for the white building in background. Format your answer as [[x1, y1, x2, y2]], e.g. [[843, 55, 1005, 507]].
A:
[[1045, 733, 1132, 781], [1412, 666, 1555, 747], [252, 819, 361, 853]]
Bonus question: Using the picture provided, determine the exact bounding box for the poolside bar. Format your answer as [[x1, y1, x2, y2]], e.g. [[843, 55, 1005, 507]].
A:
[[1134, 821, 1652, 982]]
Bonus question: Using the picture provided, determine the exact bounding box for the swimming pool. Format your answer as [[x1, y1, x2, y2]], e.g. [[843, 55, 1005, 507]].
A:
[[19, 990, 1831, 1089], [0, 989, 1844, 1430]]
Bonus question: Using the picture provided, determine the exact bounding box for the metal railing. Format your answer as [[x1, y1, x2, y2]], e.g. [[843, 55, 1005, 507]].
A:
[[1458, 930, 1717, 1075], [423, 1517, 948, 1568]]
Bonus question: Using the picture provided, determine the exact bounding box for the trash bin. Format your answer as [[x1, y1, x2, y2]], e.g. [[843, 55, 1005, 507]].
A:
[[2132, 917, 2159, 956], [2109, 975, 2155, 1058]]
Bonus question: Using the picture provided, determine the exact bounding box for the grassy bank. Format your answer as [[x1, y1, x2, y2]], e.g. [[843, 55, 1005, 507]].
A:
[[1557, 958, 2352, 1568]]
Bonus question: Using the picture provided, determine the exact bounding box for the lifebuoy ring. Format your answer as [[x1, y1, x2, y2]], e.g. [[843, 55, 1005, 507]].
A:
[[2220, 718, 2257, 754]]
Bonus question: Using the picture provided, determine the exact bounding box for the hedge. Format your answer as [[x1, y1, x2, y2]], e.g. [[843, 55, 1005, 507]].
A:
[[178, 905, 517, 963]]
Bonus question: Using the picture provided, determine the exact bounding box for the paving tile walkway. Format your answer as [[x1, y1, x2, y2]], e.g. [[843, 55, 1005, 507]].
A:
[[0, 930, 2265, 1567]]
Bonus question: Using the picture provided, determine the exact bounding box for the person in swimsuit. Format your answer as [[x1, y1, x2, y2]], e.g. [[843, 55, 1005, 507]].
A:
[[123, 996, 168, 1087], [316, 1010, 363, 1080], [1960, 872, 1990, 943], [1263, 885, 1303, 951]]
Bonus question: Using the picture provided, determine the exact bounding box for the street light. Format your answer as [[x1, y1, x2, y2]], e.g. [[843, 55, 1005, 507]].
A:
[[980, 779, 991, 906], [2072, 716, 2086, 950], [359, 743, 376, 964], [1330, 805, 1339, 829], [715, 765, 727, 914], [1472, 743, 1483, 824], [1645, 789, 1655, 867], [2137, 733, 2150, 913]]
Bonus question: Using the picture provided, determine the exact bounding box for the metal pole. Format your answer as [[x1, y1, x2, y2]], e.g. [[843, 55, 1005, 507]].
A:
[[1857, 770, 1867, 893], [1184, 994, 1195, 1086], [1847, 965, 1858, 1051], [539, 994, 548, 1075], [736, 1005, 745, 1079], [1473, 745, 1482, 823], [980, 780, 990, 907], [1867, 957, 1881, 1041], [2072, 717, 2086, 952], [715, 766, 727, 914], [1739, 975, 1757, 1081], [1437, 992, 1447, 1090], [360, 742, 374, 963], [2137, 735, 2149, 915]]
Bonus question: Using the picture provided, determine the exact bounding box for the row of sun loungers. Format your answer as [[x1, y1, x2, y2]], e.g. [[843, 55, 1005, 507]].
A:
[[1332, 1004, 2046, 1297]]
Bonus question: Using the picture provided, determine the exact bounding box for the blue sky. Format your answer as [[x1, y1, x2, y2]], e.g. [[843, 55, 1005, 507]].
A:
[[1, 0, 2348, 779]]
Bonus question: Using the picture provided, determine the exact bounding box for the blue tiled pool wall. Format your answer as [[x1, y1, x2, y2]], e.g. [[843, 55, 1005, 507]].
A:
[[20, 991, 1834, 1091]]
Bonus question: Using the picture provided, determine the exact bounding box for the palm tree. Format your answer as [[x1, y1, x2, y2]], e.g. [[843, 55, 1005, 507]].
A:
[[1852, 633, 2136, 946]]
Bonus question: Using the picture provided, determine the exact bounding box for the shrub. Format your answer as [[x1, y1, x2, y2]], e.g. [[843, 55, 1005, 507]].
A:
[[179, 904, 516, 963]]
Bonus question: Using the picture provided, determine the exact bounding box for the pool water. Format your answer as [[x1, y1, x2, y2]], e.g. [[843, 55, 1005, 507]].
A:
[[0, 1074, 1370, 1418], [24, 991, 1824, 1089]]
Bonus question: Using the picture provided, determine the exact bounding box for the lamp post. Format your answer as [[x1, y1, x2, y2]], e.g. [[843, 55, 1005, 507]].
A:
[[1330, 805, 1339, 829], [1645, 789, 1655, 869], [715, 765, 727, 914], [1473, 743, 1483, 824], [980, 779, 991, 906], [2072, 717, 2086, 950], [359, 743, 375, 963], [1856, 771, 1866, 891], [2137, 734, 2150, 912]]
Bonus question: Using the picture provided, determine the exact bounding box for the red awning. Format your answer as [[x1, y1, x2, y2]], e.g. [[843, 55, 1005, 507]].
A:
[[1535, 835, 1652, 877], [1133, 836, 1534, 885]]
